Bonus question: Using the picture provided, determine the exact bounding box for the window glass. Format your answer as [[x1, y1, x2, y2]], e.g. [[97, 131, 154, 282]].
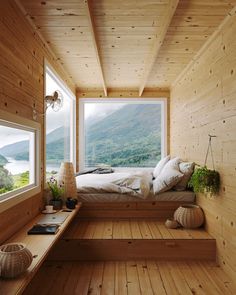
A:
[[81, 101, 165, 168], [0, 124, 35, 197], [45, 68, 74, 178]]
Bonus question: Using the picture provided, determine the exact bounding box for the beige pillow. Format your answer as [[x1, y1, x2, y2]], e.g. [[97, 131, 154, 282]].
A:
[[153, 157, 183, 194], [153, 155, 170, 178], [174, 162, 195, 191]]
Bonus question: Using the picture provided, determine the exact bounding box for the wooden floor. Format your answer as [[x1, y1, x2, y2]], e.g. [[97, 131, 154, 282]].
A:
[[64, 218, 213, 240], [23, 260, 236, 295]]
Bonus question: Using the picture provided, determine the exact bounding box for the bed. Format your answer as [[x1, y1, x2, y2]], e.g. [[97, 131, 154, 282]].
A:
[[75, 170, 195, 203]]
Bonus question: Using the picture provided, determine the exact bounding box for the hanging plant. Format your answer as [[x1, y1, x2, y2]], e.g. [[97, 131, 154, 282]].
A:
[[188, 166, 220, 195], [188, 135, 220, 195]]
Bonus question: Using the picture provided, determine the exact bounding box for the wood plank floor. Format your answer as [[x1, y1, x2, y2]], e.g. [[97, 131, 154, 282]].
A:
[[63, 219, 213, 240], [23, 260, 236, 295]]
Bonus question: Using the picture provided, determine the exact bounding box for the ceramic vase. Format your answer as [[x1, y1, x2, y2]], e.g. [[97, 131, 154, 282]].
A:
[[58, 162, 77, 202]]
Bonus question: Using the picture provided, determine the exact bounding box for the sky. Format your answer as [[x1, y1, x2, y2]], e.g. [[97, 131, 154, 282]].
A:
[[0, 126, 30, 148], [85, 103, 125, 121]]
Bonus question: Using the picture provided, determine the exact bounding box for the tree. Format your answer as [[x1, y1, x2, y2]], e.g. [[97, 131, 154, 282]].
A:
[[0, 166, 14, 194]]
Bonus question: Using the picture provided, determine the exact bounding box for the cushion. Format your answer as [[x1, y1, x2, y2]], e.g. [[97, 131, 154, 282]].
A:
[[153, 157, 183, 194], [174, 161, 195, 191], [153, 155, 170, 178]]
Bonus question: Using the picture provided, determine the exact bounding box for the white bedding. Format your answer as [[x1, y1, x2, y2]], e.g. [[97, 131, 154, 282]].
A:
[[76, 171, 152, 199]]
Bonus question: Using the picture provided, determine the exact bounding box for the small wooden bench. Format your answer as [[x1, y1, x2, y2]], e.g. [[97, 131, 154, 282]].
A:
[[0, 204, 81, 295]]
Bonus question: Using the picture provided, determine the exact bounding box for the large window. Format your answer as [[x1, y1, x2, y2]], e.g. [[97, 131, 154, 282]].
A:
[[45, 65, 76, 177], [79, 98, 167, 170], [0, 111, 40, 202]]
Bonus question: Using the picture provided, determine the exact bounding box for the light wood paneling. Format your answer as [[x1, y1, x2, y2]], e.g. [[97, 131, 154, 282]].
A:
[[63, 218, 212, 240], [48, 218, 215, 261], [77, 201, 191, 219], [0, 0, 75, 241], [19, 0, 236, 91], [170, 5, 236, 281], [23, 260, 236, 295]]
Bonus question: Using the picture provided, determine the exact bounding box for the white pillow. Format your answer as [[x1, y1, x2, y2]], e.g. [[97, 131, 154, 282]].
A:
[[153, 157, 183, 194], [153, 155, 170, 178], [174, 162, 195, 191]]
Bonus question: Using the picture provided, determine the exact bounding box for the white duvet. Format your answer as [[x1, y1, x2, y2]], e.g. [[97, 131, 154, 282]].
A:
[[76, 171, 152, 199]]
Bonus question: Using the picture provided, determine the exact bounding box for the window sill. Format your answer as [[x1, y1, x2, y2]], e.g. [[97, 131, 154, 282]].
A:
[[0, 185, 41, 214]]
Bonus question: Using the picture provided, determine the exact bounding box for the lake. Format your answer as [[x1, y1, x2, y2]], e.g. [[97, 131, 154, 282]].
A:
[[5, 157, 60, 175]]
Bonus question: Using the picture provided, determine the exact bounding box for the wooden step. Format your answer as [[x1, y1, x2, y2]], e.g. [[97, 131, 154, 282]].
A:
[[78, 201, 194, 219], [48, 219, 216, 261]]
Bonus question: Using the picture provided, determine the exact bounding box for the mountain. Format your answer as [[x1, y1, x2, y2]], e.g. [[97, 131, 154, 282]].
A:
[[0, 104, 162, 168], [0, 154, 8, 166], [85, 104, 162, 167], [0, 126, 70, 163], [0, 140, 29, 158]]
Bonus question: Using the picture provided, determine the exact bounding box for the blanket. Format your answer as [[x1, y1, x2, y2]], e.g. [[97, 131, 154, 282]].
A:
[[75, 167, 114, 176], [76, 171, 151, 199]]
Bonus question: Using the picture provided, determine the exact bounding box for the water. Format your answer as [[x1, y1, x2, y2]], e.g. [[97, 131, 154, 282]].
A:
[[5, 157, 60, 175]]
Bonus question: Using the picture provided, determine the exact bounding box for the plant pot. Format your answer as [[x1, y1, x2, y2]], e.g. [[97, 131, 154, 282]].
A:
[[66, 198, 78, 209], [174, 205, 204, 229], [49, 199, 63, 210], [0, 243, 33, 278]]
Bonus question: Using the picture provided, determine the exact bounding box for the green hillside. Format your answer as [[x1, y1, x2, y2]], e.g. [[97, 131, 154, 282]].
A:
[[0, 104, 162, 168], [0, 140, 29, 158], [85, 104, 162, 167], [0, 154, 8, 166], [0, 127, 70, 163]]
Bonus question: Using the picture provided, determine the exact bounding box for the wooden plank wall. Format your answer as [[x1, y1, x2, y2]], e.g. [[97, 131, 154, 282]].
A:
[[170, 9, 236, 280], [0, 0, 75, 242]]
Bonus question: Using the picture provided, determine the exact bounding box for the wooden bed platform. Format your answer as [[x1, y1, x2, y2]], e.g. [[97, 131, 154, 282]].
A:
[[78, 200, 194, 219], [48, 218, 216, 261]]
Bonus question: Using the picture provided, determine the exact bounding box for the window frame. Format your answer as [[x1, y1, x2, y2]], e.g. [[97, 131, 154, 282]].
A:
[[44, 61, 76, 179], [0, 110, 41, 213], [79, 97, 167, 171]]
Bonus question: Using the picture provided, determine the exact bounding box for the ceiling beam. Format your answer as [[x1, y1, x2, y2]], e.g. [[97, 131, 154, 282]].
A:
[[138, 0, 179, 97], [84, 0, 107, 96]]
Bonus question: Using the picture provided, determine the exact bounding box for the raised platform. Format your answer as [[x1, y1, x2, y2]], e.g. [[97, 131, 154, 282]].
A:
[[78, 200, 194, 219], [48, 218, 216, 261]]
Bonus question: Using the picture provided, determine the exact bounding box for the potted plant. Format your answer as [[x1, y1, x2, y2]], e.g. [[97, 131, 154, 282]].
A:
[[188, 166, 220, 195], [47, 176, 64, 210]]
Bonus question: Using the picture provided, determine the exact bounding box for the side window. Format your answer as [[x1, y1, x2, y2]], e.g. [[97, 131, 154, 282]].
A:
[[45, 65, 76, 178], [0, 111, 40, 202]]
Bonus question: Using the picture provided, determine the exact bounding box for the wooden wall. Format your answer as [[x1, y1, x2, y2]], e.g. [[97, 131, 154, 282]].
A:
[[0, 1, 75, 242], [170, 8, 236, 280]]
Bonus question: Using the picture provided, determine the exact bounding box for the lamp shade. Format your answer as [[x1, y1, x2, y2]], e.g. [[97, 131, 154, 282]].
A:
[[58, 162, 77, 201]]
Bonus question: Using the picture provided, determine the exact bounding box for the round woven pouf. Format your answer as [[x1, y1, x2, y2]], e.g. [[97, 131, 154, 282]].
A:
[[0, 243, 33, 278], [174, 205, 205, 229]]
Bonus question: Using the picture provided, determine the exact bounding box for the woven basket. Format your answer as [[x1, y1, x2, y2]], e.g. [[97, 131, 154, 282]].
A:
[[174, 205, 205, 229], [0, 243, 33, 278]]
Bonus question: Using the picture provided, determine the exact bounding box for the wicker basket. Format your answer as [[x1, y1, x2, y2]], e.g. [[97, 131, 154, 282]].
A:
[[0, 243, 33, 278], [174, 205, 205, 229]]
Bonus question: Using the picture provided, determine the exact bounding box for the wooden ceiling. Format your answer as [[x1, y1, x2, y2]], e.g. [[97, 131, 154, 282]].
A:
[[18, 0, 236, 95]]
